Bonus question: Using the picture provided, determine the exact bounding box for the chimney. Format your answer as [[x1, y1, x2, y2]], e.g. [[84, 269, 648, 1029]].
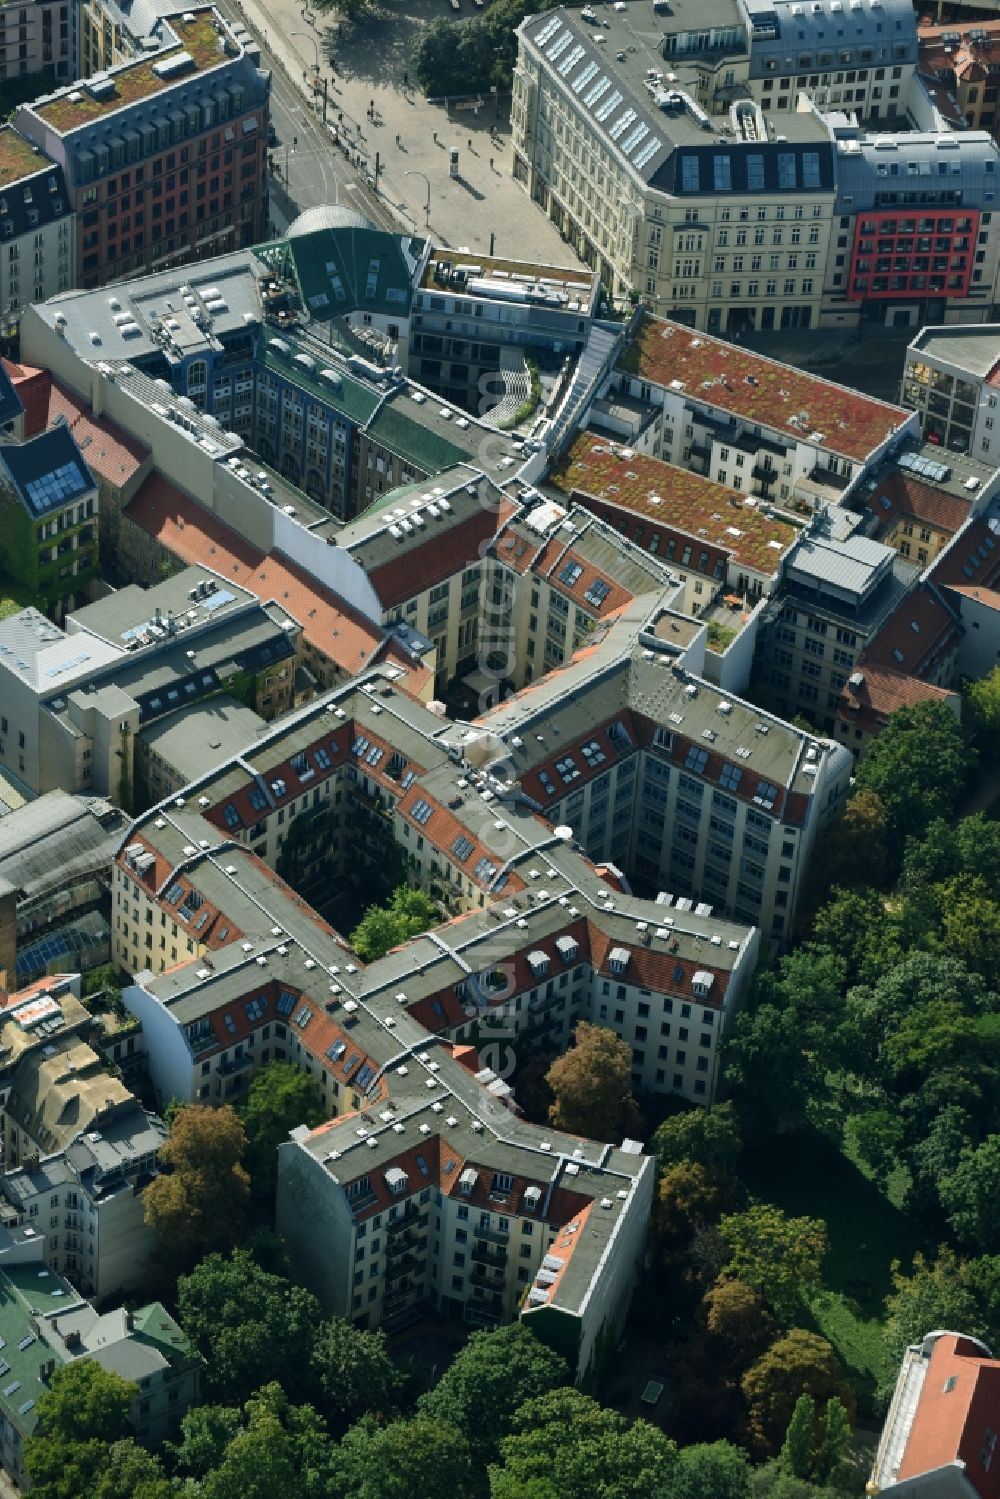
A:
[[125, 1310, 134, 1332], [65, 1329, 82, 1350]]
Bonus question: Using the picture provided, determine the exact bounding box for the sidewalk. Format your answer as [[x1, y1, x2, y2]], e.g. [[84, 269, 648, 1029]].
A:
[[236, 0, 583, 264]]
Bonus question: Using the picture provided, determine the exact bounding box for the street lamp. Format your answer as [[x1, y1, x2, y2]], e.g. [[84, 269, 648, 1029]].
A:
[[404, 169, 431, 228], [292, 29, 320, 71]]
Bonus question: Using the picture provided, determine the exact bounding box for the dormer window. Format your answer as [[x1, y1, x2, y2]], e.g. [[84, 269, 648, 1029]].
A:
[[608, 947, 630, 975]]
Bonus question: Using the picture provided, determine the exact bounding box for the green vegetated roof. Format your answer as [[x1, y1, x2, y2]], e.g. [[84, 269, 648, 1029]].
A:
[[366, 404, 471, 475], [284, 226, 424, 322]]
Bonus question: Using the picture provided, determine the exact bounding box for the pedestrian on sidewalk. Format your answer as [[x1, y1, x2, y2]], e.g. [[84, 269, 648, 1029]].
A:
[[489, 157, 494, 170]]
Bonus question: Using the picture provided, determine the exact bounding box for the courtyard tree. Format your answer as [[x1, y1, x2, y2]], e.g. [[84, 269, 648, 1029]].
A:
[[418, 1322, 568, 1468], [142, 1105, 249, 1269], [853, 700, 974, 846], [241, 1061, 326, 1197], [719, 1206, 828, 1323], [489, 1387, 678, 1499], [741, 1331, 854, 1456], [545, 1021, 642, 1141], [349, 884, 437, 961]]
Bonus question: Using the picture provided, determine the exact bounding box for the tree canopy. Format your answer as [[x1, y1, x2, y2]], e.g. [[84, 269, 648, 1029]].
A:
[[489, 1387, 678, 1499], [241, 1061, 326, 1197], [310, 1317, 404, 1433], [741, 1331, 854, 1456], [546, 1021, 642, 1141], [852, 700, 973, 847], [719, 1206, 828, 1322], [349, 884, 437, 962], [418, 1322, 568, 1468], [143, 1104, 249, 1269], [337, 1414, 472, 1499], [177, 1250, 321, 1404]]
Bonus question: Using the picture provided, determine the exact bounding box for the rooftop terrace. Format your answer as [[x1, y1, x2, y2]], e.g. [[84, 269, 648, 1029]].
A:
[[623, 315, 913, 465], [36, 10, 231, 133]]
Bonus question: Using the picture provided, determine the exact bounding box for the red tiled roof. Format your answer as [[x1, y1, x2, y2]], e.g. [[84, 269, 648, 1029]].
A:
[[837, 663, 958, 737], [2, 360, 51, 437], [1, 362, 149, 489], [126, 475, 420, 683], [44, 379, 150, 489], [947, 584, 1000, 611], [897, 1334, 1000, 1499], [529, 532, 635, 616], [931, 518, 1000, 591], [864, 583, 962, 677], [871, 470, 971, 539], [625, 315, 912, 464], [366, 507, 499, 610]]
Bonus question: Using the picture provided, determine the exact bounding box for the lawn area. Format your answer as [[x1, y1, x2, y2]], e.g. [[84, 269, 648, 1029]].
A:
[[740, 1129, 930, 1418]]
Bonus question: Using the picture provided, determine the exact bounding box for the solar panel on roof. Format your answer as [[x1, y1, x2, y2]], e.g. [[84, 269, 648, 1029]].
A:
[[535, 14, 562, 45], [548, 30, 573, 61], [23, 461, 89, 515], [594, 90, 623, 122]]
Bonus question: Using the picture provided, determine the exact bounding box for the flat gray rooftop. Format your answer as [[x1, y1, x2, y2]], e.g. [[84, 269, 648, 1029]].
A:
[[910, 325, 1000, 381]]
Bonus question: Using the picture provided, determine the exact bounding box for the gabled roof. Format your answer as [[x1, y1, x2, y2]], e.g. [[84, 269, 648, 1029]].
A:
[[864, 582, 962, 676], [837, 663, 958, 737], [896, 1334, 1000, 1499], [870, 469, 972, 539], [126, 474, 425, 688], [0, 424, 95, 517]]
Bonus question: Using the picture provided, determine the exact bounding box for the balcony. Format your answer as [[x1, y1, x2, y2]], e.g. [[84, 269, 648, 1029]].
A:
[[385, 1228, 423, 1259], [386, 1250, 426, 1281], [470, 1240, 508, 1268], [470, 1264, 506, 1289], [472, 1224, 511, 1246], [385, 1207, 425, 1237], [219, 1053, 253, 1076]]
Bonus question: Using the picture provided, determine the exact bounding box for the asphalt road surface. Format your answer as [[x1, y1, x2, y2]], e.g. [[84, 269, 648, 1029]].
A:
[[215, 0, 401, 236]]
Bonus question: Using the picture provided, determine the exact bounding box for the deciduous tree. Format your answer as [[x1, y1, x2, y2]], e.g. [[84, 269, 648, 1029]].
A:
[[882, 1249, 987, 1381], [853, 700, 973, 846], [337, 1414, 472, 1499], [349, 884, 438, 961], [741, 1330, 854, 1456], [652, 1102, 741, 1173], [143, 1105, 249, 1268], [489, 1387, 677, 1499], [310, 1317, 403, 1433], [418, 1322, 568, 1468], [672, 1439, 751, 1499], [546, 1021, 642, 1142], [177, 1250, 320, 1403], [704, 1279, 776, 1371], [940, 1134, 1000, 1253], [719, 1206, 828, 1322], [241, 1061, 325, 1197]]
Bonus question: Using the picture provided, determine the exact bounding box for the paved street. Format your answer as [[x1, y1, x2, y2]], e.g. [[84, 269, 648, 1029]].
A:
[[221, 0, 583, 264]]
